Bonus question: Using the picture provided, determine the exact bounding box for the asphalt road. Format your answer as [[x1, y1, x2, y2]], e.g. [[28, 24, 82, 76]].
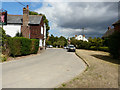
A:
[[2, 48, 86, 88]]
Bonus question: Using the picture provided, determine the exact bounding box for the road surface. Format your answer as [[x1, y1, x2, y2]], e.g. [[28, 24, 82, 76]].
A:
[[2, 48, 86, 88]]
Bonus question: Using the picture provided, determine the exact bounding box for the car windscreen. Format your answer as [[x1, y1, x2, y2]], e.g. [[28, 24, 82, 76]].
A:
[[69, 46, 74, 48]]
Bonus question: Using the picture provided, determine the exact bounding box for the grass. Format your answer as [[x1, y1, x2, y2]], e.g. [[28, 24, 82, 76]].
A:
[[59, 49, 118, 88]]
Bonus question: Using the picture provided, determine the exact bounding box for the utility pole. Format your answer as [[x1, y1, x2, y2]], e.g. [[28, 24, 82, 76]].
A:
[[81, 28, 87, 40]]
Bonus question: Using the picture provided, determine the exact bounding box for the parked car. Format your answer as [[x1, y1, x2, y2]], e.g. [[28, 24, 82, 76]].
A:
[[67, 45, 76, 52], [47, 45, 53, 48], [66, 46, 69, 49], [63, 46, 67, 49]]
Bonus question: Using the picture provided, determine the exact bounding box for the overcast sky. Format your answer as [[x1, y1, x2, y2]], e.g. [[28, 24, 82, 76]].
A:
[[35, 2, 118, 38], [2, 1, 118, 38]]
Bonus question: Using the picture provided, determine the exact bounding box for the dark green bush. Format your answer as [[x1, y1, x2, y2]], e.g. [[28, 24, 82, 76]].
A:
[[108, 31, 120, 59], [90, 46, 97, 50], [8, 37, 21, 57], [31, 39, 39, 54], [98, 47, 109, 52], [21, 37, 32, 55], [8, 37, 39, 57]]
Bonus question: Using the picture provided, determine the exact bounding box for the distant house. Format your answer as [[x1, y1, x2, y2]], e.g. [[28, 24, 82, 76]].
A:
[[75, 35, 88, 42], [103, 19, 120, 38], [3, 5, 46, 48]]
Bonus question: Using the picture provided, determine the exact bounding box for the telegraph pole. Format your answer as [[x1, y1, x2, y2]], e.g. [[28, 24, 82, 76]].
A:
[[81, 28, 87, 40]]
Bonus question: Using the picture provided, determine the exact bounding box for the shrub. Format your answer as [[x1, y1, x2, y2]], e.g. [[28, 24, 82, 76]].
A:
[[98, 47, 109, 52], [90, 46, 97, 50], [31, 39, 39, 54], [9, 37, 21, 57], [1, 54, 7, 62], [108, 31, 120, 59], [8, 37, 39, 57], [21, 37, 32, 55]]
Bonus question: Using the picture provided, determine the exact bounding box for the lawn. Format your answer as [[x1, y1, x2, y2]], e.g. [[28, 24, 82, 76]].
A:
[[59, 49, 119, 88]]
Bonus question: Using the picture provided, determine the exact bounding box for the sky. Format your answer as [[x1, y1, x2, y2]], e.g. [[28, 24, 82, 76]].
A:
[[1, 0, 119, 38]]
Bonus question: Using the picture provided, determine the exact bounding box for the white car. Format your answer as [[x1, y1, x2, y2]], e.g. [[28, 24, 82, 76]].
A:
[[47, 45, 53, 48]]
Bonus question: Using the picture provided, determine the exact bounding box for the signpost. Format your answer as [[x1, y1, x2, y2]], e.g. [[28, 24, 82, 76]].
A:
[[0, 10, 7, 28]]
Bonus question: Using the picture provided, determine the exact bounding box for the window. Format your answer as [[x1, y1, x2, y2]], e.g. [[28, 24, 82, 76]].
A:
[[41, 27, 43, 34]]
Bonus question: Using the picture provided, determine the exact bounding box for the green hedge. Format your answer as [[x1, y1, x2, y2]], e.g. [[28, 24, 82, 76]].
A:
[[21, 38, 32, 55], [90, 46, 109, 52], [8, 37, 39, 57], [108, 31, 120, 59], [98, 47, 109, 52], [31, 39, 39, 54]]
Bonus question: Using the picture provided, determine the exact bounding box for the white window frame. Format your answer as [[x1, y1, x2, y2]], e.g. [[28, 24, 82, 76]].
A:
[[41, 26, 43, 34]]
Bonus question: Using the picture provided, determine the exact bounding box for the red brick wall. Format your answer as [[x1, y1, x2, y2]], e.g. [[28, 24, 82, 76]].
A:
[[30, 25, 44, 39], [21, 26, 30, 38], [30, 18, 45, 39]]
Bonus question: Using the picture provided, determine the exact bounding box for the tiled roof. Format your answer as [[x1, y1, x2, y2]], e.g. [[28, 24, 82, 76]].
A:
[[7, 15, 42, 25], [112, 19, 120, 25], [102, 28, 115, 38]]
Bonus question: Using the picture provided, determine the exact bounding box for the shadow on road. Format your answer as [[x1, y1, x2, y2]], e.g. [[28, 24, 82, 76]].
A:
[[91, 54, 119, 65]]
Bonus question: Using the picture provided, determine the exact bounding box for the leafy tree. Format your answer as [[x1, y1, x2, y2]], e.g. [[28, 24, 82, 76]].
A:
[[29, 11, 38, 15], [49, 34, 55, 45]]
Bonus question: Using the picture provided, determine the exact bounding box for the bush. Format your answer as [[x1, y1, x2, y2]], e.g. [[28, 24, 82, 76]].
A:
[[31, 39, 39, 54], [21, 37, 32, 55], [108, 31, 120, 59], [8, 37, 39, 57], [98, 47, 109, 52], [90, 46, 97, 50], [1, 54, 7, 62], [9, 37, 21, 57]]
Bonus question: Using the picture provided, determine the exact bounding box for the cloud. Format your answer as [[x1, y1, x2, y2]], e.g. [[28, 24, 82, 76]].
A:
[[35, 2, 118, 38]]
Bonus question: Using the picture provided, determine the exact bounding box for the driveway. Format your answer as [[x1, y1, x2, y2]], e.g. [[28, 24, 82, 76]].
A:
[[2, 48, 86, 88]]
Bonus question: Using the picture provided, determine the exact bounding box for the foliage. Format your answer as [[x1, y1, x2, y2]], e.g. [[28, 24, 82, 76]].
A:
[[108, 31, 120, 59], [46, 40, 52, 45], [7, 37, 39, 57], [88, 37, 104, 50], [31, 39, 39, 54], [1, 54, 7, 62], [29, 11, 38, 15], [98, 47, 109, 52], [15, 32, 23, 37], [20, 37, 32, 55], [47, 34, 67, 47]]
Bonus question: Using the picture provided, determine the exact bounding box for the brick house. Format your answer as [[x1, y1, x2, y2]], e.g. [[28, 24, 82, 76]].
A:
[[3, 5, 46, 48]]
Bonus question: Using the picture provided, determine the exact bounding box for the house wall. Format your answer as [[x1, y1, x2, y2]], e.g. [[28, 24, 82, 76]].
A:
[[3, 25, 21, 37], [30, 25, 44, 39], [21, 26, 30, 38]]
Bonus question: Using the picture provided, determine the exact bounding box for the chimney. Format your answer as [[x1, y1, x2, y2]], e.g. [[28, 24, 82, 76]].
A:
[[83, 35, 85, 37], [75, 35, 77, 37], [23, 5, 29, 26], [108, 26, 111, 30]]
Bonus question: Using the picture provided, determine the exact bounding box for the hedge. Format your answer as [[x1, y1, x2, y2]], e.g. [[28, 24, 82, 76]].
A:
[[21, 38, 32, 55], [31, 39, 39, 54], [90, 46, 109, 52], [8, 37, 39, 57], [108, 31, 120, 59]]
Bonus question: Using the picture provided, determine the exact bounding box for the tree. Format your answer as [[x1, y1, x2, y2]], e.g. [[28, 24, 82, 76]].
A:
[[29, 11, 38, 15]]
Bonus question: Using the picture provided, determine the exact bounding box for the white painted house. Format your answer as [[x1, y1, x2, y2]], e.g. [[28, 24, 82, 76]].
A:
[[3, 5, 47, 49], [75, 35, 88, 42]]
